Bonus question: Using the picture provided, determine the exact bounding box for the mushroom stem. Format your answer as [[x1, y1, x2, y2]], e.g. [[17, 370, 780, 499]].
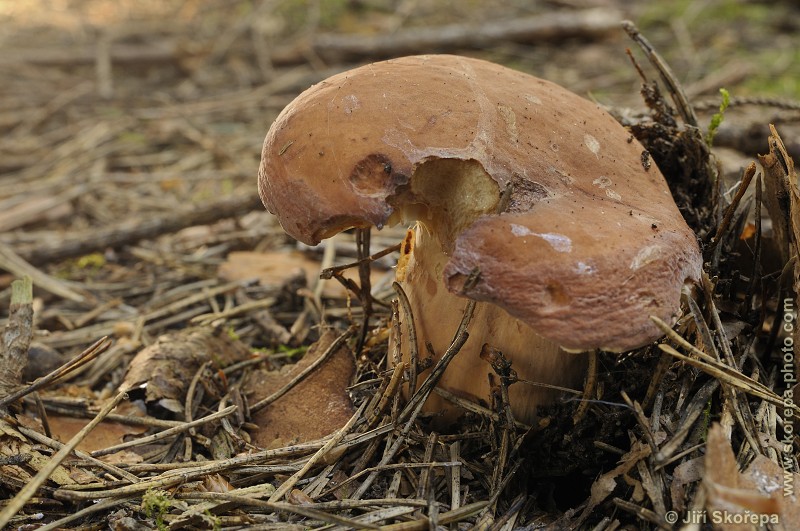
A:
[[395, 221, 588, 426], [257, 55, 703, 425]]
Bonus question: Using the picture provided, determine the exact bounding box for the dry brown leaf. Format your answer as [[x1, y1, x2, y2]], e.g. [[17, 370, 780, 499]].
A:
[[45, 415, 148, 454], [246, 329, 355, 448], [569, 440, 651, 528], [218, 250, 384, 299], [742, 456, 800, 528], [330, 469, 353, 500], [122, 327, 251, 408], [288, 488, 314, 505], [703, 423, 790, 530], [0, 418, 80, 487], [99, 449, 143, 466], [201, 473, 234, 493], [16, 401, 149, 460], [670, 456, 704, 511], [739, 222, 756, 241]]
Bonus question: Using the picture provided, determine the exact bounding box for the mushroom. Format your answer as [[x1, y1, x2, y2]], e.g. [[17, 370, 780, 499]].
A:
[[257, 54, 702, 425]]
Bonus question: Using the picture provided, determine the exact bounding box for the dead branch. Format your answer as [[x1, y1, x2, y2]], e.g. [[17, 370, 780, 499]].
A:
[[271, 9, 622, 65], [14, 193, 261, 266], [0, 40, 190, 68], [716, 120, 800, 163], [0, 277, 33, 401]]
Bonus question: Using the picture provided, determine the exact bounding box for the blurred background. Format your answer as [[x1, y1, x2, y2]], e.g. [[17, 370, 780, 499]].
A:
[[0, 0, 797, 317], [1, 0, 797, 205]]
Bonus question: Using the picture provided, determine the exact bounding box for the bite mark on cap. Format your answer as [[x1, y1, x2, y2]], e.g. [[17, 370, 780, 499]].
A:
[[349, 153, 403, 197], [630, 244, 662, 270], [593, 176, 622, 201], [510, 224, 572, 252], [497, 103, 518, 142], [584, 134, 600, 157], [343, 94, 361, 115]]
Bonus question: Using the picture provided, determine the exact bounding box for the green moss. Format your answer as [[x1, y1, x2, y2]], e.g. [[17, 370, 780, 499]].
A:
[[706, 88, 729, 146], [142, 489, 173, 531], [76, 253, 107, 270], [277, 344, 308, 358]]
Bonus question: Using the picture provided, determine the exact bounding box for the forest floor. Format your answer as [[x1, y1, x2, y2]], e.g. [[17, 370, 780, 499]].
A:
[[0, 0, 799, 529]]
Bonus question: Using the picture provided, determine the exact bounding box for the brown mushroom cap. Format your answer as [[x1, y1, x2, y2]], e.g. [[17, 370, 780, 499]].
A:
[[258, 54, 702, 352]]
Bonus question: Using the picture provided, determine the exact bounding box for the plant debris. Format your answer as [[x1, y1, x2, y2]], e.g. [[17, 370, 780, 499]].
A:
[[1, 2, 799, 530]]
